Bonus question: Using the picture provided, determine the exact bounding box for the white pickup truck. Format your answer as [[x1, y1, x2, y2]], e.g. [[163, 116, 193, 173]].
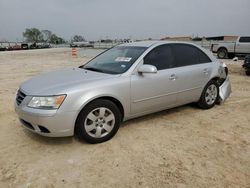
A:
[[211, 36, 250, 59]]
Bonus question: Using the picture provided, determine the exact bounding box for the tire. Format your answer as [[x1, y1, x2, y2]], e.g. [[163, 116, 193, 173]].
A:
[[198, 80, 219, 109], [228, 53, 235, 59], [217, 48, 228, 59], [246, 71, 250, 76], [75, 99, 121, 144]]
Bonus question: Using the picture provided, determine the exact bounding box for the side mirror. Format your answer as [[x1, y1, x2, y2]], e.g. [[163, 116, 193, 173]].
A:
[[138, 64, 157, 74]]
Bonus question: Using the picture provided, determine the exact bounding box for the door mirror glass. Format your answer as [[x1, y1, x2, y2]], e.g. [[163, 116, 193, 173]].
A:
[[138, 65, 157, 74]]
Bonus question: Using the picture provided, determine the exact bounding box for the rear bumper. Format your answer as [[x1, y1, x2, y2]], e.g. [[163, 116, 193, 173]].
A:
[[15, 103, 78, 137], [218, 76, 231, 104]]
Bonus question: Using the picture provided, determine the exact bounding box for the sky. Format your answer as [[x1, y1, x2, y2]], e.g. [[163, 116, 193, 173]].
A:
[[0, 0, 250, 41]]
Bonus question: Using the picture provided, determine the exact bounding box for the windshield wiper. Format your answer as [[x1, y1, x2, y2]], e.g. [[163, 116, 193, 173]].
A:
[[83, 67, 104, 73]]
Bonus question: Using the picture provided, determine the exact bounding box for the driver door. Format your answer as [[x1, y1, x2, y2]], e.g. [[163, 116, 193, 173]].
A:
[[130, 44, 178, 115]]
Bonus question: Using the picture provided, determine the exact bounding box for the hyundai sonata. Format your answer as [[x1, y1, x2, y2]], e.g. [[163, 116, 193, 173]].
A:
[[15, 41, 231, 143]]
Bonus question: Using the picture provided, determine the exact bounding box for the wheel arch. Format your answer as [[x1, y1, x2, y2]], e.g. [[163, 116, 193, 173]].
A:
[[200, 76, 220, 98], [74, 95, 125, 130], [210, 76, 220, 82]]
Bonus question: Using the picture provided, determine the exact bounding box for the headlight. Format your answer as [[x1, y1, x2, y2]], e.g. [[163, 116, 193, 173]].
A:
[[28, 95, 66, 109]]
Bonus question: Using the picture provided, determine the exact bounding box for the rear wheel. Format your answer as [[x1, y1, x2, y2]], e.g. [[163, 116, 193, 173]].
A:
[[75, 99, 121, 144], [198, 80, 219, 109], [217, 48, 228, 59], [246, 70, 250, 76]]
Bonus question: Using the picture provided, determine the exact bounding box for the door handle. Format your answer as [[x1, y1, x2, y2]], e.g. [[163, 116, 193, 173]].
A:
[[169, 74, 177, 80], [203, 68, 209, 74]]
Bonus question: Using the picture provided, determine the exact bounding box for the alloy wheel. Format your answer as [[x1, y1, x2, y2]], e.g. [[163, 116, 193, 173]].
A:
[[205, 84, 218, 105]]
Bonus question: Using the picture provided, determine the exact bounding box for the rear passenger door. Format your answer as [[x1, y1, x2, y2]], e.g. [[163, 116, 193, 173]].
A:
[[171, 44, 213, 105], [236, 37, 250, 54]]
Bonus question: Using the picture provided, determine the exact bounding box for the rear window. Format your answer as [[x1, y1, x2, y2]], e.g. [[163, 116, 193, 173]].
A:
[[239, 37, 250, 43]]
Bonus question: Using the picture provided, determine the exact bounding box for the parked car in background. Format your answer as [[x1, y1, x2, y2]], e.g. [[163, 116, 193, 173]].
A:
[[70, 41, 94, 48], [243, 55, 250, 75], [7, 44, 22, 51], [21, 43, 29, 50], [29, 43, 51, 49], [212, 36, 250, 59], [15, 41, 231, 143], [0, 45, 6, 51]]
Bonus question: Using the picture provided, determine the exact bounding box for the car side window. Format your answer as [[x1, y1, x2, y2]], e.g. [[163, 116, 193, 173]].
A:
[[239, 37, 250, 43], [197, 49, 212, 63], [144, 45, 174, 70], [172, 44, 199, 67], [172, 44, 211, 67]]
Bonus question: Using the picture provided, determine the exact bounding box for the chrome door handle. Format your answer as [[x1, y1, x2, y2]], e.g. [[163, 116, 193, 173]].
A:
[[169, 74, 177, 80]]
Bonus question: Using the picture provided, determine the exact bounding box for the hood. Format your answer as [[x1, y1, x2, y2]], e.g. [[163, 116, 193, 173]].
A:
[[20, 68, 119, 95]]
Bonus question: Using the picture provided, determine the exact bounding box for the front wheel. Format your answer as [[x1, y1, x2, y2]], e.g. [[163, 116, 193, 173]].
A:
[[198, 80, 219, 109], [75, 99, 121, 144], [246, 70, 250, 76]]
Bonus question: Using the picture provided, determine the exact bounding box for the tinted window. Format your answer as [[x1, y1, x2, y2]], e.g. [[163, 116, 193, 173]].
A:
[[239, 37, 250, 43], [198, 49, 212, 63], [144, 45, 174, 70], [82, 46, 147, 74], [172, 44, 199, 67], [172, 44, 211, 67]]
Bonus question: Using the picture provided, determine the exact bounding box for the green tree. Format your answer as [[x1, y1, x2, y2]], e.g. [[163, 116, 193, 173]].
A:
[[41, 30, 52, 42], [72, 35, 85, 42], [23, 28, 43, 43], [49, 34, 66, 44], [23, 28, 66, 44]]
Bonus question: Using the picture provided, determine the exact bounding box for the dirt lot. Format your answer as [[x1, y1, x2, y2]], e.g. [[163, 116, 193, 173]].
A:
[[0, 49, 250, 188]]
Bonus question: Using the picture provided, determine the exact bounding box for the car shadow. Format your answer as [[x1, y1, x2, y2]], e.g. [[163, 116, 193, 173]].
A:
[[22, 103, 199, 145]]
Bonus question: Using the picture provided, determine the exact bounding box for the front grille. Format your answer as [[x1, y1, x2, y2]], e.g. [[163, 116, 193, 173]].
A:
[[16, 90, 26, 105]]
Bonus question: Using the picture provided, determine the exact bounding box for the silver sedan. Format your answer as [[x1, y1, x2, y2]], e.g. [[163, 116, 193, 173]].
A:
[[15, 41, 231, 143]]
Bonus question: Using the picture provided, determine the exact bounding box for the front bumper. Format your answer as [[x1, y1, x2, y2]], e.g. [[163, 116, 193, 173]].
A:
[[15, 102, 78, 137], [218, 76, 231, 104]]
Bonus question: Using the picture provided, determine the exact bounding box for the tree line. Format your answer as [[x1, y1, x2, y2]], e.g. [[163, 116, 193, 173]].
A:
[[23, 28, 86, 44]]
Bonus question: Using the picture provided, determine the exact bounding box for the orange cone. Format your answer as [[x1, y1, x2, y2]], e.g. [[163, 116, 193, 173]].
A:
[[72, 48, 77, 58]]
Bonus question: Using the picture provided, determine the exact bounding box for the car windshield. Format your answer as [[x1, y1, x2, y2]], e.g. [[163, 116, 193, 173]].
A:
[[80, 46, 147, 74]]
